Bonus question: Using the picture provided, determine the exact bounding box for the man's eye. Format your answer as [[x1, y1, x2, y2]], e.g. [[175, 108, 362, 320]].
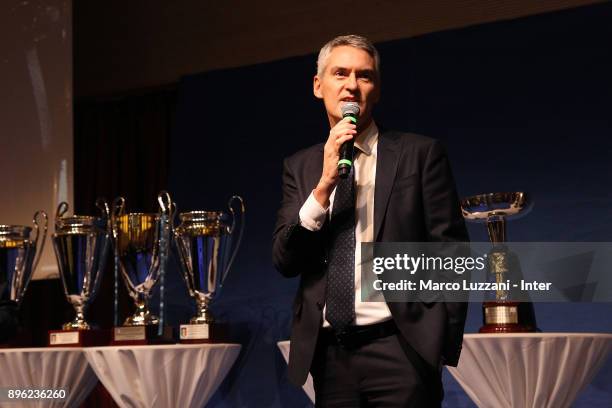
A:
[[334, 71, 346, 77]]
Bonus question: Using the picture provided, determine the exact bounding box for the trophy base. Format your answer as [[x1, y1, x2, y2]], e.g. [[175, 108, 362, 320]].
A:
[[479, 324, 536, 333], [179, 323, 228, 344], [111, 325, 175, 345], [480, 301, 538, 333], [48, 329, 111, 347]]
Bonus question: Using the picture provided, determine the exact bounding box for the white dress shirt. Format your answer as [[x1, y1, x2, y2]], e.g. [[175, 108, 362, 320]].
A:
[[299, 121, 392, 327]]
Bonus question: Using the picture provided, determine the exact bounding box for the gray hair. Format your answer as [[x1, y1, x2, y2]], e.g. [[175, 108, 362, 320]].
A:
[[316, 34, 380, 78]]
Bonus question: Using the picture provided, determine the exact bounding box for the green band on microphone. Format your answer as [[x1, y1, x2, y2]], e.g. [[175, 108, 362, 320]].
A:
[[347, 116, 357, 124], [338, 159, 352, 166]]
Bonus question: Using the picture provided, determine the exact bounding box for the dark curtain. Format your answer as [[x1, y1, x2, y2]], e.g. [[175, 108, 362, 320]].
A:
[[74, 87, 176, 214]]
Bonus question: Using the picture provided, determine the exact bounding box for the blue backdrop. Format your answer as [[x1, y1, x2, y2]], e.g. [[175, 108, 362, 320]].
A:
[[165, 3, 612, 406]]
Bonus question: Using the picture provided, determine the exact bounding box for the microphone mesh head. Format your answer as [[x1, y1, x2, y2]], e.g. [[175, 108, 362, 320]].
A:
[[341, 102, 360, 117]]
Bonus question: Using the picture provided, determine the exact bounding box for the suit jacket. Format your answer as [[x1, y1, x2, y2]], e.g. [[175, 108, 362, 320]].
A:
[[272, 129, 469, 386]]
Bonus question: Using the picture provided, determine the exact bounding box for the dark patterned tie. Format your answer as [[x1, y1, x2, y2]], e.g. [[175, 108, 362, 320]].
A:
[[325, 167, 356, 332]]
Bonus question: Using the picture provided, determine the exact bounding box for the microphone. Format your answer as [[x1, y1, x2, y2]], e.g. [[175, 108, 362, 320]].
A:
[[338, 102, 360, 179]]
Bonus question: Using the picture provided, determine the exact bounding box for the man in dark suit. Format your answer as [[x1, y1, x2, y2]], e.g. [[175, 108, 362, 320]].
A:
[[272, 34, 469, 407]]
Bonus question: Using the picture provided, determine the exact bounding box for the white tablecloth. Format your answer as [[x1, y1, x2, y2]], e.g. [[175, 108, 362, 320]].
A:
[[84, 343, 241, 408], [0, 347, 98, 408], [277, 340, 315, 403], [447, 333, 612, 408]]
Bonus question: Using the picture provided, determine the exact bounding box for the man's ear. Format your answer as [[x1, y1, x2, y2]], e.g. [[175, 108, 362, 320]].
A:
[[313, 75, 323, 99]]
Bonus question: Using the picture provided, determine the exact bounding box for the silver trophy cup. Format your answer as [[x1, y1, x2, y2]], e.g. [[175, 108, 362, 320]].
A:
[[53, 200, 111, 330], [112, 192, 173, 326], [461, 192, 537, 333], [0, 211, 48, 306], [175, 195, 245, 324], [461, 192, 528, 244]]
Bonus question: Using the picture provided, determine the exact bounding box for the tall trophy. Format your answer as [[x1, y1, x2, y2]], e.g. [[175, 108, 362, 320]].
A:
[[175, 195, 245, 342], [111, 192, 174, 344], [0, 211, 48, 346], [49, 200, 111, 346], [461, 192, 537, 333]]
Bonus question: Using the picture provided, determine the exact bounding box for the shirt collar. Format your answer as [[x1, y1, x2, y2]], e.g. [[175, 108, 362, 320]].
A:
[[354, 121, 378, 156]]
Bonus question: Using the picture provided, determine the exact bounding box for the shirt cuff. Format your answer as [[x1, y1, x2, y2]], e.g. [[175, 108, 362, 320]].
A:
[[298, 191, 328, 231]]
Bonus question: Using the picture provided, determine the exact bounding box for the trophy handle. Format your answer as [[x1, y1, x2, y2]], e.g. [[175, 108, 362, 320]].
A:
[[55, 202, 69, 221], [154, 190, 173, 268], [110, 196, 125, 327], [96, 197, 111, 232], [157, 191, 172, 216], [169, 201, 178, 229], [156, 191, 173, 334], [31, 210, 49, 271], [223, 195, 245, 279], [110, 197, 126, 240]]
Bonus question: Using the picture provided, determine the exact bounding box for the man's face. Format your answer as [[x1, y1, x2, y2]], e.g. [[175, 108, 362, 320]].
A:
[[314, 45, 380, 130]]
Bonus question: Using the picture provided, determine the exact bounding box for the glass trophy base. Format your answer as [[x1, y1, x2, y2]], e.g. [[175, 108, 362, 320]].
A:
[[48, 328, 111, 347], [479, 301, 537, 333], [111, 325, 174, 345], [179, 322, 228, 344]]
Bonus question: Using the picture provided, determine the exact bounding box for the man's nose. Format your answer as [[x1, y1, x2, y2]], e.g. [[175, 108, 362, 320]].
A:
[[345, 73, 358, 90]]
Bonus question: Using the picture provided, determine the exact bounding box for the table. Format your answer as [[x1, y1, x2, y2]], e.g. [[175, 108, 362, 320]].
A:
[[0, 347, 98, 408], [277, 340, 315, 403], [84, 343, 241, 408], [447, 333, 612, 408]]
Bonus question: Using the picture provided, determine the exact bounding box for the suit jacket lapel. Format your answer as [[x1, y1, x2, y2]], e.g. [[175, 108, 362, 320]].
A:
[[374, 130, 401, 240]]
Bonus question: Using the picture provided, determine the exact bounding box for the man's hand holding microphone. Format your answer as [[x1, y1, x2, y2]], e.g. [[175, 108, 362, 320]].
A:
[[313, 102, 360, 208]]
